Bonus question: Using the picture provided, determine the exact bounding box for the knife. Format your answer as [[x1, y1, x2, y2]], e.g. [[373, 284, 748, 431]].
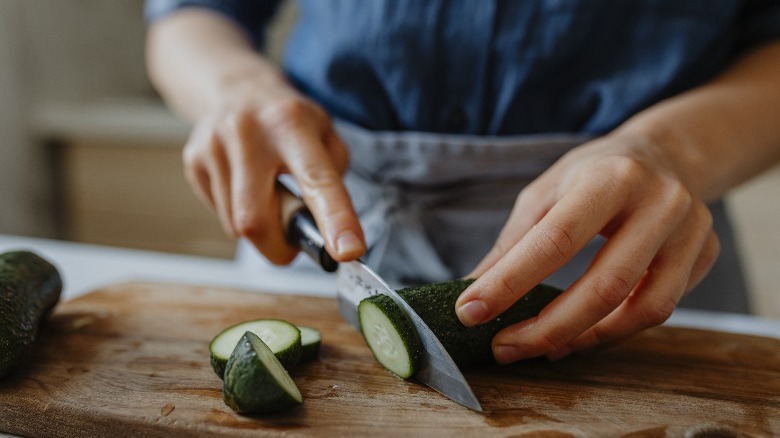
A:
[[277, 176, 483, 412]]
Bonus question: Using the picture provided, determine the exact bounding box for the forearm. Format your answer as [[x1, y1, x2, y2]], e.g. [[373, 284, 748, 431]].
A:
[[146, 8, 289, 122], [615, 40, 780, 202]]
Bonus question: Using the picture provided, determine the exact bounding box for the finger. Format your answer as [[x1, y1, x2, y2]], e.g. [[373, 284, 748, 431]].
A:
[[273, 124, 365, 261], [184, 118, 236, 237], [686, 229, 720, 291], [183, 120, 220, 210], [230, 159, 299, 265], [220, 110, 299, 264], [204, 142, 236, 237], [456, 173, 631, 326], [183, 149, 216, 210], [562, 205, 716, 357], [185, 120, 234, 237], [324, 128, 350, 174], [468, 180, 554, 278]]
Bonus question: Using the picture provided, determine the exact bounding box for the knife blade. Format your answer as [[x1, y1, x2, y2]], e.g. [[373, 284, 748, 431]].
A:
[[277, 177, 483, 412]]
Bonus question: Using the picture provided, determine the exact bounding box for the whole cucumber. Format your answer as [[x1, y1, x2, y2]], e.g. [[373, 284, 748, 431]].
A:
[[359, 279, 563, 376], [0, 251, 62, 379], [397, 279, 562, 367]]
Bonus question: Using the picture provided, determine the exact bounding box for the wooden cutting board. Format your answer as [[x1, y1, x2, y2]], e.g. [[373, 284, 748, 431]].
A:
[[0, 282, 777, 437]]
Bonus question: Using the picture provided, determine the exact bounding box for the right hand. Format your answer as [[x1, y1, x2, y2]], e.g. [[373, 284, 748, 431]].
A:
[[183, 87, 366, 264]]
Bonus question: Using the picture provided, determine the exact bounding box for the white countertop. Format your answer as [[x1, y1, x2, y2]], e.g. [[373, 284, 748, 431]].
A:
[[1, 234, 778, 340], [0, 234, 336, 300]]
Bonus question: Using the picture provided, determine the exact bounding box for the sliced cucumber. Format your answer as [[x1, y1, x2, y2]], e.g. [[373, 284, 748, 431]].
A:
[[358, 279, 563, 378], [297, 326, 322, 363], [210, 319, 301, 379], [358, 294, 422, 379], [222, 331, 303, 414]]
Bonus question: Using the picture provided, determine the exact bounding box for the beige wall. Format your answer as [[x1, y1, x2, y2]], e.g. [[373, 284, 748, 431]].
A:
[[0, 0, 296, 238], [0, 1, 51, 236], [19, 0, 151, 104], [727, 167, 780, 318], [0, 0, 150, 237]]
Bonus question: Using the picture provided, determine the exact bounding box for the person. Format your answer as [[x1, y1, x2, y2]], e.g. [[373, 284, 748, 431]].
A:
[[145, 1, 780, 364]]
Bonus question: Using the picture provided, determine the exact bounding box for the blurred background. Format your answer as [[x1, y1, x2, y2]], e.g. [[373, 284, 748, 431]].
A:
[[0, 1, 777, 317]]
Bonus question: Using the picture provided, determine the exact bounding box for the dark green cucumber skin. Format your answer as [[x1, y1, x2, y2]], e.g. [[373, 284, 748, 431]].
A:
[[222, 332, 301, 414], [0, 251, 62, 379], [298, 343, 320, 363], [210, 353, 228, 379], [397, 279, 562, 368], [359, 294, 422, 378]]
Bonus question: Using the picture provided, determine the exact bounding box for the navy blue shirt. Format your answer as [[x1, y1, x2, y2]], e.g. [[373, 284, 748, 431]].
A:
[[146, 0, 780, 136]]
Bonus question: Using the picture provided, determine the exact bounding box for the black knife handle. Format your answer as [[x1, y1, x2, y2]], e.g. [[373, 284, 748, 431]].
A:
[[278, 179, 339, 273]]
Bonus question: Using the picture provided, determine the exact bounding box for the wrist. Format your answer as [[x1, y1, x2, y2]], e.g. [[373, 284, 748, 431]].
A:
[[214, 60, 294, 107], [612, 114, 712, 201]]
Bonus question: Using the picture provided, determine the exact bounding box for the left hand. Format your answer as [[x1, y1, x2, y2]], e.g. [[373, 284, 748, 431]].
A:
[[455, 131, 720, 364]]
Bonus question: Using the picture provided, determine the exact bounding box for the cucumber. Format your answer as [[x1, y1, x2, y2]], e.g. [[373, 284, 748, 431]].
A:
[[1, 251, 62, 379], [210, 319, 301, 379], [358, 294, 422, 379], [297, 326, 322, 363], [222, 331, 303, 414], [358, 279, 562, 377]]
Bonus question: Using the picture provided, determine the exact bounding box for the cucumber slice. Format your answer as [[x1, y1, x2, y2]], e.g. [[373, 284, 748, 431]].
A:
[[358, 279, 563, 378], [222, 331, 303, 414], [210, 319, 301, 379], [297, 326, 322, 363], [358, 294, 421, 379]]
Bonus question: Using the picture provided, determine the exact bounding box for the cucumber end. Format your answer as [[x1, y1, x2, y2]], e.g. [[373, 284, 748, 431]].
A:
[[358, 295, 422, 379]]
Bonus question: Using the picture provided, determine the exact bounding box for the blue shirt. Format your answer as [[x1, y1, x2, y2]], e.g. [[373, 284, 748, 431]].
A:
[[146, 0, 780, 136]]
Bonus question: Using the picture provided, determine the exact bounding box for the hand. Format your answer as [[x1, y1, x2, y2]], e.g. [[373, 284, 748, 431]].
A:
[[183, 86, 365, 264], [455, 132, 720, 364]]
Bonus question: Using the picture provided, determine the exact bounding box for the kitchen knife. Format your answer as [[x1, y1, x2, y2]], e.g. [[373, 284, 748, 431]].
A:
[[277, 176, 483, 412]]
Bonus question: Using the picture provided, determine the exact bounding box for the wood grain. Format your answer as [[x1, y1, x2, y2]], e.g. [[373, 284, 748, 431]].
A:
[[0, 282, 777, 437]]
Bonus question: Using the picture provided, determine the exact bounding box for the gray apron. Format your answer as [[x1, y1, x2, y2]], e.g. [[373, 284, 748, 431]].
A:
[[239, 120, 750, 313]]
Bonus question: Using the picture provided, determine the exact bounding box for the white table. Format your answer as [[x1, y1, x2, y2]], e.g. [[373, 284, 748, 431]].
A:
[[1, 234, 778, 339]]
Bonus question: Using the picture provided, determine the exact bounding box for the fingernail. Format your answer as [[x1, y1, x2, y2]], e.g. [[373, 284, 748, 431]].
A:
[[456, 300, 488, 327], [546, 346, 573, 362], [335, 230, 363, 257], [494, 345, 522, 365]]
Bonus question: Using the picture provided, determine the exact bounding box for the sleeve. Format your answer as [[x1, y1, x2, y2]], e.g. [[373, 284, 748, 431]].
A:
[[738, 0, 780, 49], [144, 0, 284, 49]]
